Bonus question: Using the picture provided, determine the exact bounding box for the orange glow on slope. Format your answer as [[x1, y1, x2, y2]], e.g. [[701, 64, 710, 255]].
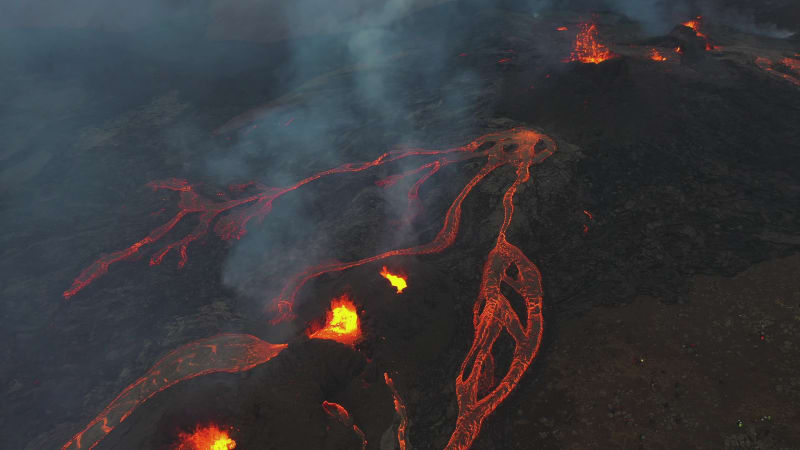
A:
[[782, 57, 800, 76], [556, 26, 568, 31], [755, 56, 800, 87], [649, 49, 667, 61], [309, 295, 361, 345], [380, 267, 407, 293], [321, 401, 367, 450], [681, 16, 715, 51], [569, 22, 616, 64], [384, 373, 409, 450], [62, 335, 286, 450], [174, 424, 236, 450]]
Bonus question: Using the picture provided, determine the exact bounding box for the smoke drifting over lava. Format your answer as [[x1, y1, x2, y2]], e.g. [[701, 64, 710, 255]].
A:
[[2, 0, 800, 449]]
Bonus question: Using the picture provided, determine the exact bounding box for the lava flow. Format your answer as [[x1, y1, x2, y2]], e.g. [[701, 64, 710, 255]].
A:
[[649, 49, 667, 61], [308, 294, 361, 346], [64, 145, 476, 300], [62, 335, 286, 450], [322, 401, 367, 450], [384, 373, 409, 450], [569, 22, 616, 64], [380, 267, 407, 293], [755, 56, 800, 87], [174, 424, 236, 450], [64, 128, 556, 450]]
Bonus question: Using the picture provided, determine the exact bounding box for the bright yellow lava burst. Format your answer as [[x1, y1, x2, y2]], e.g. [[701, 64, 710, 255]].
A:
[[380, 266, 408, 293], [211, 436, 236, 450], [309, 295, 361, 345]]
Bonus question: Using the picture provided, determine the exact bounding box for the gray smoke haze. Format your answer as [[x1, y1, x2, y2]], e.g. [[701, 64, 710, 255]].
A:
[[2, 0, 798, 448]]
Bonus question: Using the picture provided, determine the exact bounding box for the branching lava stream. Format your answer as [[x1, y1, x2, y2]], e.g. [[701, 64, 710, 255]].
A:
[[63, 128, 556, 450]]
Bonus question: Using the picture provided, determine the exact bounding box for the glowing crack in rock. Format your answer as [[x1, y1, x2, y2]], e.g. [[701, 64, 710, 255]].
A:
[[321, 401, 367, 450], [569, 22, 616, 64], [173, 424, 236, 450], [380, 267, 408, 293], [63, 128, 556, 450], [384, 373, 409, 450]]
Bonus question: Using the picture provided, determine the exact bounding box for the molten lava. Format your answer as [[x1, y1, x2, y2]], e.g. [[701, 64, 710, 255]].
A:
[[755, 56, 800, 87], [384, 373, 409, 450], [309, 295, 361, 345], [174, 424, 236, 450], [322, 401, 367, 450], [380, 267, 407, 293], [62, 335, 286, 450], [681, 16, 715, 51], [64, 128, 557, 450], [569, 22, 616, 64], [649, 49, 667, 61]]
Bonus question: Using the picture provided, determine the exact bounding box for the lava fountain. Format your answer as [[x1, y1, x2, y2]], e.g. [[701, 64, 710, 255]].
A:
[[63, 128, 556, 450], [569, 22, 616, 64], [308, 294, 361, 346], [174, 424, 236, 450], [380, 267, 408, 293]]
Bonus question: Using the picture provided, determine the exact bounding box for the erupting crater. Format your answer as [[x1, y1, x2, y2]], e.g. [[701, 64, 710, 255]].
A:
[[63, 128, 557, 450], [308, 294, 361, 346], [174, 424, 236, 450], [569, 22, 616, 64], [681, 16, 716, 51]]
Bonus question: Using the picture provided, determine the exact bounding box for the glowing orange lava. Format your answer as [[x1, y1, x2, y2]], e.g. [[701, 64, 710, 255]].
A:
[[380, 267, 407, 293], [755, 56, 800, 87], [309, 295, 361, 345], [556, 26, 568, 31], [681, 16, 715, 51], [62, 335, 286, 450], [649, 49, 667, 61], [569, 22, 616, 64], [174, 424, 236, 450], [322, 401, 367, 450], [384, 373, 409, 450], [64, 128, 557, 450]]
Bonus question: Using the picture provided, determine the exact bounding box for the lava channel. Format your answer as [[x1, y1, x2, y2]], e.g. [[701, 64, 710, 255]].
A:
[[322, 401, 367, 450]]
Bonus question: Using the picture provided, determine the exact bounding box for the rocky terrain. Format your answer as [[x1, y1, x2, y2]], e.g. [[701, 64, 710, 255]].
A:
[[1, 1, 799, 449]]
